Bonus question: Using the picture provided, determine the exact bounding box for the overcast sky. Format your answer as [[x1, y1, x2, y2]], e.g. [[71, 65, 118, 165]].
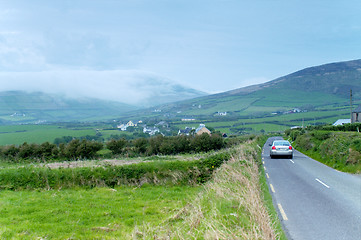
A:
[[0, 0, 360, 103]]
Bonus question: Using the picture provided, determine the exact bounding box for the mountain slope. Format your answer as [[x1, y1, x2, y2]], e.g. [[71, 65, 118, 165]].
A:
[[0, 91, 138, 124], [218, 59, 361, 97], [121, 59, 361, 134], [156, 59, 361, 112]]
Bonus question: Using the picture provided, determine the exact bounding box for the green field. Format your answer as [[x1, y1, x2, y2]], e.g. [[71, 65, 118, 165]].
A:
[[0, 125, 96, 145], [0, 186, 200, 239]]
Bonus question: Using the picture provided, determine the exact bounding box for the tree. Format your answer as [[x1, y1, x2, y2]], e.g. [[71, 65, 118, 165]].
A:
[[133, 138, 148, 154], [107, 138, 128, 155]]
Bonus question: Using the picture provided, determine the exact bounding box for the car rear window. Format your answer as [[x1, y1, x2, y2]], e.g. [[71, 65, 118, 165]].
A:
[[274, 141, 290, 146]]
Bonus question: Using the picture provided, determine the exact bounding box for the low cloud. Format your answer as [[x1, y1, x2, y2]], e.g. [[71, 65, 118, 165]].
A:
[[0, 70, 206, 106]]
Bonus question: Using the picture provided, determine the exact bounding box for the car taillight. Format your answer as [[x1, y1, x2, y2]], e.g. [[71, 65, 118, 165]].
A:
[[289, 146, 293, 150], [272, 146, 276, 150]]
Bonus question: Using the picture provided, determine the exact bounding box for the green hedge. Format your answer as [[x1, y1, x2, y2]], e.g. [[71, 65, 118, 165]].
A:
[[0, 152, 231, 190]]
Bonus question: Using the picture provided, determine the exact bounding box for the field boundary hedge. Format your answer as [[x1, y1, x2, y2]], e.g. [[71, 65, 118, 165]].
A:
[[0, 152, 231, 190]]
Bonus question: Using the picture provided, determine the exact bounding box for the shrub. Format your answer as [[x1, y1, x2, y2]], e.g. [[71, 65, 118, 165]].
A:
[[311, 131, 331, 141], [106, 138, 128, 155], [294, 134, 314, 151], [133, 138, 148, 154], [351, 139, 361, 153]]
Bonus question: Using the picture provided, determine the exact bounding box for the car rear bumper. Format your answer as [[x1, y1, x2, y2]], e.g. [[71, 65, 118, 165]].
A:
[[270, 150, 293, 156]]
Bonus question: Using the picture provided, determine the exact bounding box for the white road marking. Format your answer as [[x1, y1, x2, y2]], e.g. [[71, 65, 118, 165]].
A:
[[264, 166, 266, 171], [270, 184, 275, 193], [278, 204, 289, 221], [316, 178, 330, 188], [263, 161, 265, 164], [266, 173, 270, 179], [290, 159, 295, 163]]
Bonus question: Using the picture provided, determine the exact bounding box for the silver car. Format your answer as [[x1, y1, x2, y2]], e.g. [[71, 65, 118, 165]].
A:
[[270, 140, 293, 159]]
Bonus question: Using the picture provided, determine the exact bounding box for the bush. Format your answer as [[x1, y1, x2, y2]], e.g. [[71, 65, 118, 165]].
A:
[[133, 138, 148, 154], [311, 131, 331, 141], [106, 138, 128, 155]]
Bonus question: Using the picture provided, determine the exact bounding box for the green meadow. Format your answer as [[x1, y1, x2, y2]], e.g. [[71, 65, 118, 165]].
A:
[[0, 186, 200, 239], [0, 125, 96, 145]]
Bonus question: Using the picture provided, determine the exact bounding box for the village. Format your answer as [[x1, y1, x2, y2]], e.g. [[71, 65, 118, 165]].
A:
[[116, 120, 213, 137]]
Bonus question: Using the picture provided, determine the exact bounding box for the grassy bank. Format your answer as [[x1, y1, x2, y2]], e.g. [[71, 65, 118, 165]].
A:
[[286, 129, 361, 173], [129, 140, 286, 239]]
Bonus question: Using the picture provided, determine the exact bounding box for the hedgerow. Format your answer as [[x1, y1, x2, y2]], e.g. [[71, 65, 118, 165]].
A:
[[0, 152, 231, 190], [285, 125, 361, 173], [0, 133, 226, 163]]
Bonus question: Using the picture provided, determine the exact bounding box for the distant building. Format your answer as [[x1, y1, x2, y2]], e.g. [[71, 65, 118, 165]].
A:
[[117, 124, 127, 131], [126, 121, 136, 127], [117, 120, 137, 131], [352, 104, 361, 123], [333, 119, 351, 126], [178, 127, 193, 136], [217, 112, 227, 116], [143, 126, 160, 136], [181, 118, 196, 121], [195, 124, 211, 135]]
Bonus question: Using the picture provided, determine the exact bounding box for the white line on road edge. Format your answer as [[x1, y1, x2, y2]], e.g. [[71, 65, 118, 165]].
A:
[[264, 166, 267, 171], [290, 159, 295, 163], [316, 178, 330, 188], [278, 204, 288, 221], [270, 184, 275, 193], [266, 173, 270, 179]]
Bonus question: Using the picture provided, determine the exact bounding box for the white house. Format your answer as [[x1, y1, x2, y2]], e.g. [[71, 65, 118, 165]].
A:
[[143, 126, 160, 136], [333, 119, 351, 126]]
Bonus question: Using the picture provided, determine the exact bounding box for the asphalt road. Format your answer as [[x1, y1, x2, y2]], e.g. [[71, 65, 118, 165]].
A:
[[262, 137, 361, 240]]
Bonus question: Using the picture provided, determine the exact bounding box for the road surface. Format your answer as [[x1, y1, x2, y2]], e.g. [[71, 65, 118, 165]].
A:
[[262, 137, 361, 240]]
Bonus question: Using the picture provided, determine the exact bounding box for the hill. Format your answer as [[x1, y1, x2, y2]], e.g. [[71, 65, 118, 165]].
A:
[[0, 91, 138, 124], [120, 59, 361, 134]]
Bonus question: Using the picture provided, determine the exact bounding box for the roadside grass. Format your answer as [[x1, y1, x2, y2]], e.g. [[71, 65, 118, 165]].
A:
[[0, 185, 200, 239], [288, 130, 361, 173], [130, 140, 286, 239]]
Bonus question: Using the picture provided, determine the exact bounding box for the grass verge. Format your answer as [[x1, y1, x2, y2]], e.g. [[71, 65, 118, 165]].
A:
[[130, 140, 286, 239]]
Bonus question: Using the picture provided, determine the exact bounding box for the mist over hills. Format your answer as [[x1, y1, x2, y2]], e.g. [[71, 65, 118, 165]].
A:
[[0, 70, 207, 107], [1, 59, 360, 125], [0, 77, 206, 124], [0, 91, 138, 124]]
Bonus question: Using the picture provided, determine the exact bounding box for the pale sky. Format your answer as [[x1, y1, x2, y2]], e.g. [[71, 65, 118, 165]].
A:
[[0, 0, 360, 103]]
